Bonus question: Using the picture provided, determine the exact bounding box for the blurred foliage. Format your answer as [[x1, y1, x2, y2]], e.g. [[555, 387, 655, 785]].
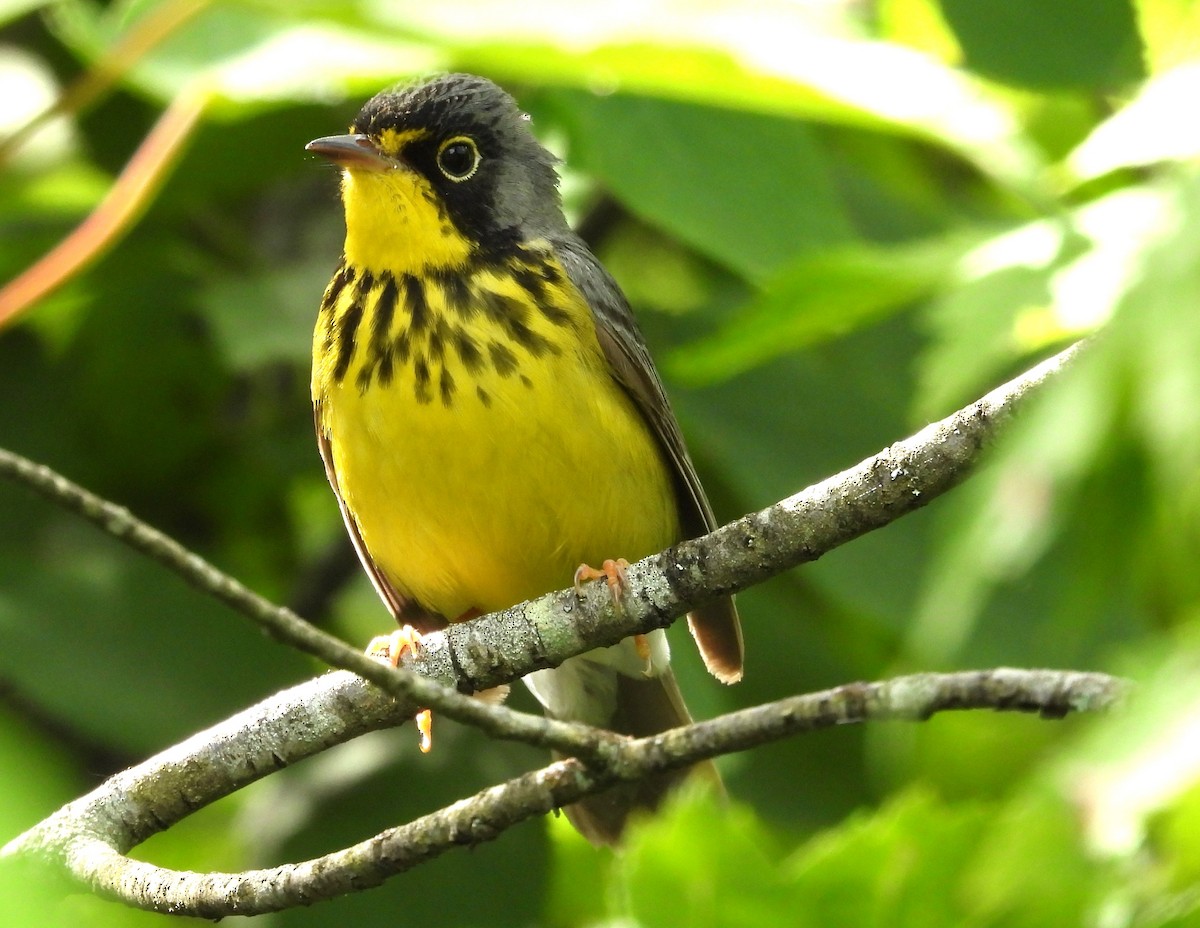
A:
[[3, 0, 1200, 925]]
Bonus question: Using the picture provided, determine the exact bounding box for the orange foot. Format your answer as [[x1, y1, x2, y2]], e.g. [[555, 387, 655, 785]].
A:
[[414, 708, 432, 754], [575, 561, 651, 673], [366, 625, 433, 754], [574, 557, 631, 603], [366, 624, 423, 666]]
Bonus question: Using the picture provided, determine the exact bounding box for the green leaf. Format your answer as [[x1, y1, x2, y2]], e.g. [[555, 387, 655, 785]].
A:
[[961, 791, 1099, 927], [51, 0, 1043, 188], [612, 786, 1110, 927], [915, 186, 1168, 419], [544, 814, 612, 926], [203, 262, 327, 369], [787, 790, 990, 928], [1158, 781, 1200, 893], [557, 91, 853, 281], [878, 0, 963, 63], [0, 506, 309, 752], [47, 0, 444, 114], [1059, 632, 1200, 860], [939, 0, 1145, 90], [0, 708, 78, 845], [0, 0, 49, 28], [618, 790, 790, 927], [669, 232, 978, 384], [357, 0, 1043, 189], [911, 169, 1200, 664], [1136, 0, 1200, 74], [203, 22, 442, 112], [469, 33, 1040, 190]]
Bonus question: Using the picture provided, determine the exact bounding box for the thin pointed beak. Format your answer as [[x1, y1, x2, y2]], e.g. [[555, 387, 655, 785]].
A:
[[305, 133, 393, 172]]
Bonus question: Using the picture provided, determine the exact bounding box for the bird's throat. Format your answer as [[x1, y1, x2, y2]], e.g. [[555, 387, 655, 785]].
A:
[[340, 168, 473, 275]]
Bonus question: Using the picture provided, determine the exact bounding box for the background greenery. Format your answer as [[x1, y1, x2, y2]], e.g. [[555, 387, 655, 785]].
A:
[[3, 0, 1200, 925]]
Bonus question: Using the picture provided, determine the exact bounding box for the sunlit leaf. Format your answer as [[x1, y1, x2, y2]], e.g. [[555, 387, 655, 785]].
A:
[[48, 0, 1043, 189], [205, 23, 442, 110], [877, 0, 963, 64], [916, 186, 1170, 418], [1069, 61, 1200, 182], [0, 0, 50, 27], [0, 46, 75, 169], [470, 40, 1039, 191], [910, 167, 1200, 665], [1057, 632, 1200, 858], [1133, 0, 1200, 73], [1158, 777, 1200, 893], [48, 0, 440, 112]]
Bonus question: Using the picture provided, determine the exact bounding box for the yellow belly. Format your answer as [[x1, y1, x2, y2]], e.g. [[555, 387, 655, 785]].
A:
[[315, 267, 679, 619]]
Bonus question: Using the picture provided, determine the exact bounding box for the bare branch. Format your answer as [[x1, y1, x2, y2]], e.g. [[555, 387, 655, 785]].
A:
[[0, 340, 1086, 703], [0, 444, 620, 763], [0, 341, 1097, 916], [4, 668, 1127, 917]]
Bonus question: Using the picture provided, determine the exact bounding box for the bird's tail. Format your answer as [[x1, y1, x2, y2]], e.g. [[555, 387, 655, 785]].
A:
[[523, 631, 720, 845]]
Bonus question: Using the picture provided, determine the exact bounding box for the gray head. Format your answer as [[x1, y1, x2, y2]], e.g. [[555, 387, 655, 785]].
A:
[[346, 74, 570, 249]]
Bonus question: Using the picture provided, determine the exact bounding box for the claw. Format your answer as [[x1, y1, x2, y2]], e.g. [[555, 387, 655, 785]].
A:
[[415, 709, 432, 754], [366, 624, 424, 667], [573, 558, 630, 603], [365, 625, 433, 753]]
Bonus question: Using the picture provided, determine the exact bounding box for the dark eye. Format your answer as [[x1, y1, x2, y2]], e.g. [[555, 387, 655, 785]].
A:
[[437, 136, 480, 181]]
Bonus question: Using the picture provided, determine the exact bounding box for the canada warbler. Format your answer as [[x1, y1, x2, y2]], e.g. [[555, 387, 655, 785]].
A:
[[307, 74, 743, 844]]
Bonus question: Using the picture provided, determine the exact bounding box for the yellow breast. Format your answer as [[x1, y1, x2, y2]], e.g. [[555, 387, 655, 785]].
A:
[[312, 246, 679, 620]]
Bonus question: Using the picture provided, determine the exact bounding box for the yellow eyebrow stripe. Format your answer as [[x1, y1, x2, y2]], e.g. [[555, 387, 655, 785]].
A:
[[373, 127, 430, 158]]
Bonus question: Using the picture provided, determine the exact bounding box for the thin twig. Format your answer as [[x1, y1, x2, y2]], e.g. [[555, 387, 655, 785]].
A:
[[0, 340, 1086, 702], [0, 341, 1095, 917], [0, 88, 213, 327], [0, 447, 619, 763], [0, 0, 211, 166], [4, 668, 1128, 917]]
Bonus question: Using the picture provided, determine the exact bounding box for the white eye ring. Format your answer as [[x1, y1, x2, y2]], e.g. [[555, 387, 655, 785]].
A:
[[436, 136, 480, 181]]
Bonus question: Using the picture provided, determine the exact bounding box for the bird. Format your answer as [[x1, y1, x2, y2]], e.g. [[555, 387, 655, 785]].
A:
[[306, 73, 743, 845]]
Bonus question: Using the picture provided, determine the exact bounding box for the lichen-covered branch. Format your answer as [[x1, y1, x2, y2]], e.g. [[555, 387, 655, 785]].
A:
[[0, 341, 1085, 708], [0, 341, 1096, 917], [5, 668, 1127, 918]]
